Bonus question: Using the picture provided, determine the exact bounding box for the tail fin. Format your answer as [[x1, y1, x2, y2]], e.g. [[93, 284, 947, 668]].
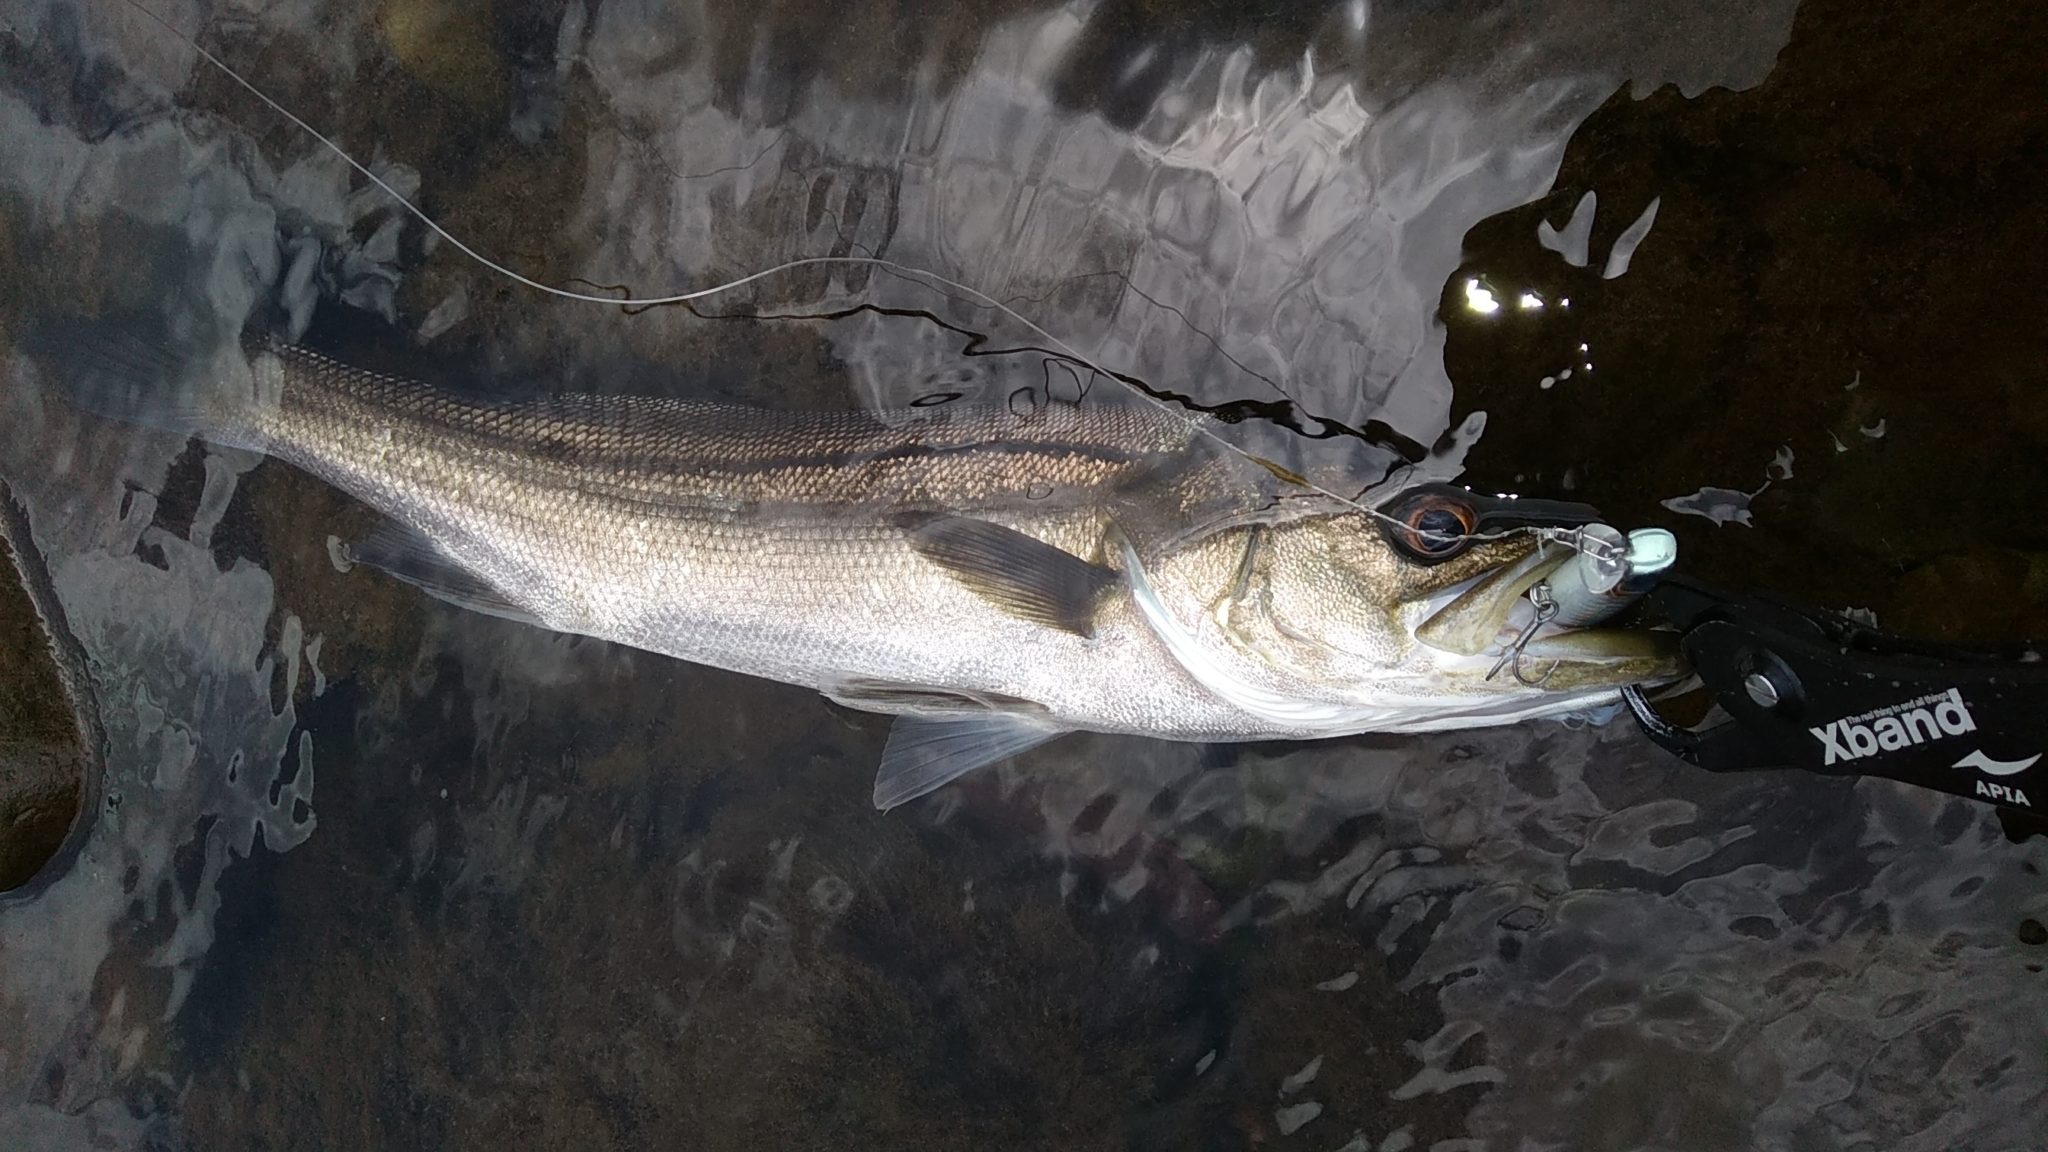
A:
[[21, 313, 272, 451]]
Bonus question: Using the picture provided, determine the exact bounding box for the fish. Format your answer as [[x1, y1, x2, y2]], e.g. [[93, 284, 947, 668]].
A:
[[35, 327, 1683, 809]]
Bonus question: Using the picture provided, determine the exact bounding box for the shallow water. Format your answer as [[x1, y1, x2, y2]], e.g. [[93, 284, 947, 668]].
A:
[[2, 0, 2046, 1148]]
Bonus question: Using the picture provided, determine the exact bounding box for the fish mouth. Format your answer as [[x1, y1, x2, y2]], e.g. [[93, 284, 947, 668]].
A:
[[1410, 538, 1686, 688]]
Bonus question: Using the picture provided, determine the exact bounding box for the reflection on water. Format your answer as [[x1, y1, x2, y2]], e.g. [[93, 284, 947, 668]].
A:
[[3, 0, 2045, 1148]]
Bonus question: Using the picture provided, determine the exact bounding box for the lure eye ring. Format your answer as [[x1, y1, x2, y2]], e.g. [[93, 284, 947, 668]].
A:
[[1382, 489, 1480, 563], [1375, 483, 1606, 564]]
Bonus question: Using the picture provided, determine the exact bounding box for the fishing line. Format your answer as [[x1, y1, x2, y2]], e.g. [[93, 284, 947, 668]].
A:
[[115, 0, 1597, 557], [629, 288, 1426, 451]]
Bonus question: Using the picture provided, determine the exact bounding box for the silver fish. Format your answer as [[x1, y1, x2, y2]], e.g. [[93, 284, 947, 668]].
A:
[[50, 336, 1682, 808]]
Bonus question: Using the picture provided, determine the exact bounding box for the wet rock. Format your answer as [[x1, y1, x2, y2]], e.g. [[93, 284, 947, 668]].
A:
[[0, 484, 95, 893], [0, 740, 77, 892]]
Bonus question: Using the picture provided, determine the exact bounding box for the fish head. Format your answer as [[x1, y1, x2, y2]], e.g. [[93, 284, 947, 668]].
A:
[[1129, 494, 1685, 733]]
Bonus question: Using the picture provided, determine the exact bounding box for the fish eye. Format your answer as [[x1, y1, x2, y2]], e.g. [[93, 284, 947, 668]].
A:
[[1382, 490, 1478, 562]]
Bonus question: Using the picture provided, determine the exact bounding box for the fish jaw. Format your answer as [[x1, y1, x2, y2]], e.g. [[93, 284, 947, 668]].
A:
[[1117, 511, 1688, 737]]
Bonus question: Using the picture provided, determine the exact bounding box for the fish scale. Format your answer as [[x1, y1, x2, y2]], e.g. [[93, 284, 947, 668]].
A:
[[244, 346, 1283, 738], [190, 341, 1677, 777]]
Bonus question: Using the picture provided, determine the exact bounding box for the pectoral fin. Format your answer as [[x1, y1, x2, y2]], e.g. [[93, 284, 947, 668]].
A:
[[873, 713, 1065, 811], [341, 522, 541, 628], [903, 515, 1116, 637]]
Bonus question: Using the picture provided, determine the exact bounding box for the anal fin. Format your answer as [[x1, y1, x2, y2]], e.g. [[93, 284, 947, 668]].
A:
[[342, 522, 542, 628], [873, 713, 1064, 811]]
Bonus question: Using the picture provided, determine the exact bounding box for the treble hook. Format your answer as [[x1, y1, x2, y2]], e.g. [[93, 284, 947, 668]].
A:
[[1486, 582, 1562, 686]]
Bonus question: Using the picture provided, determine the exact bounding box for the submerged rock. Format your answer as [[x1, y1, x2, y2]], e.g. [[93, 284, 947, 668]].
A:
[[0, 480, 99, 894]]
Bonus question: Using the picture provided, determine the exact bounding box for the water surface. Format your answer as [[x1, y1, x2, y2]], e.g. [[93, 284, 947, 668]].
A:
[[2, 0, 2045, 1148]]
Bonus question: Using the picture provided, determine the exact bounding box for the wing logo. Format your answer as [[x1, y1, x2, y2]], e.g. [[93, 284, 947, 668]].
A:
[[1953, 749, 2041, 778]]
